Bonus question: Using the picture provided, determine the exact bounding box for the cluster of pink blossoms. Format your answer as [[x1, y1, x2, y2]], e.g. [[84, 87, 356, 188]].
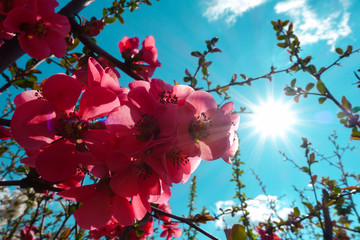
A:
[[10, 36, 239, 238], [0, 0, 70, 59]]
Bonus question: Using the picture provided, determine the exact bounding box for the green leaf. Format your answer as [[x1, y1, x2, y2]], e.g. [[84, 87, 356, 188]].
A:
[[104, 16, 116, 24], [240, 74, 246, 80], [335, 47, 343, 55], [307, 65, 317, 75], [316, 80, 326, 94], [290, 78, 296, 87], [294, 207, 300, 217], [341, 96, 352, 110], [309, 152, 315, 164], [305, 83, 315, 91], [191, 51, 202, 57], [302, 202, 313, 211], [185, 68, 191, 77], [301, 167, 309, 173], [293, 95, 300, 103], [277, 42, 287, 48], [318, 97, 326, 104], [337, 112, 345, 118], [352, 106, 360, 113]]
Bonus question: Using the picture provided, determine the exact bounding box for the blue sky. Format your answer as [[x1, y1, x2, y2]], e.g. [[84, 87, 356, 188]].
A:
[[5, 0, 360, 239]]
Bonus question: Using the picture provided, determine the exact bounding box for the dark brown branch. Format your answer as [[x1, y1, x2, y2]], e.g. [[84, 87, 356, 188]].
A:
[[151, 206, 220, 240], [0, 118, 11, 127], [0, 0, 95, 74], [77, 35, 145, 81]]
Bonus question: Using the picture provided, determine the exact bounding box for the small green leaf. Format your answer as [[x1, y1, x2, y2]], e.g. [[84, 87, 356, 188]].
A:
[[191, 51, 202, 57], [301, 167, 310, 173], [307, 65, 317, 75], [335, 47, 343, 55], [294, 207, 300, 217], [305, 83, 314, 91], [104, 17, 116, 24], [341, 96, 352, 110], [318, 97, 326, 104], [185, 69, 191, 77], [277, 42, 287, 48], [290, 78, 296, 87], [294, 95, 300, 103], [316, 80, 326, 94], [337, 112, 345, 118]]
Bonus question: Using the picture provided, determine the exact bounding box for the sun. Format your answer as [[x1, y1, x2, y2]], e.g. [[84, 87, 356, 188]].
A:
[[250, 98, 297, 138]]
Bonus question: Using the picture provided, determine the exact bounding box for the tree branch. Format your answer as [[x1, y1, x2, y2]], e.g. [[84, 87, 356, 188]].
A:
[[151, 206, 220, 240], [77, 35, 145, 81]]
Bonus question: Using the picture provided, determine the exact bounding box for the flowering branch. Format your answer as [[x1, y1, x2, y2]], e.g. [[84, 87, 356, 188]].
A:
[[76, 34, 145, 80], [0, 0, 95, 74]]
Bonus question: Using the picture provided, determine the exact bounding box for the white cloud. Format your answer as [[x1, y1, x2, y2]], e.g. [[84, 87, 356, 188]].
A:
[[214, 195, 292, 228], [203, 0, 269, 25], [274, 0, 351, 49]]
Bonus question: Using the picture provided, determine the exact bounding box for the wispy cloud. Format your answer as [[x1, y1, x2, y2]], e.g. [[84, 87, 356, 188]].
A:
[[215, 195, 292, 228], [203, 0, 269, 25], [274, 0, 351, 49]]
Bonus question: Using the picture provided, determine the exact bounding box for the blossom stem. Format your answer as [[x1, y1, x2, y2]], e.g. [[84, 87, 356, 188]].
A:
[[151, 206, 220, 240], [76, 34, 145, 81]]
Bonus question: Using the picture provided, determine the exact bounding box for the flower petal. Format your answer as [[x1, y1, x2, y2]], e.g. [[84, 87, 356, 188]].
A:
[[35, 139, 79, 182], [79, 87, 120, 120], [73, 188, 112, 229], [42, 74, 82, 113], [111, 195, 135, 226], [11, 99, 57, 150]]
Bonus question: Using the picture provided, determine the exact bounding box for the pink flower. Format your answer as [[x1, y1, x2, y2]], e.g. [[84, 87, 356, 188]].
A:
[[138, 36, 161, 67], [119, 36, 139, 59], [20, 225, 38, 240], [82, 18, 104, 37], [0, 126, 11, 140], [149, 78, 194, 106], [3, 2, 70, 59], [106, 81, 177, 155], [11, 74, 119, 181], [118, 36, 161, 81], [257, 227, 284, 240], [58, 182, 135, 229], [107, 151, 171, 221], [176, 91, 233, 160], [220, 102, 240, 164], [160, 222, 182, 240]]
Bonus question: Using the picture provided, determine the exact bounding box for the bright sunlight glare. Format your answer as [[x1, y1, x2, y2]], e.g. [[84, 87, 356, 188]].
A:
[[251, 99, 297, 138]]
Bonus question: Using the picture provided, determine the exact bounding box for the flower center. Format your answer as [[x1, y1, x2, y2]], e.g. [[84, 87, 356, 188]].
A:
[[189, 112, 212, 143], [158, 90, 178, 104], [21, 21, 49, 39], [56, 112, 88, 141], [135, 113, 160, 141], [166, 149, 189, 170], [129, 160, 153, 180]]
